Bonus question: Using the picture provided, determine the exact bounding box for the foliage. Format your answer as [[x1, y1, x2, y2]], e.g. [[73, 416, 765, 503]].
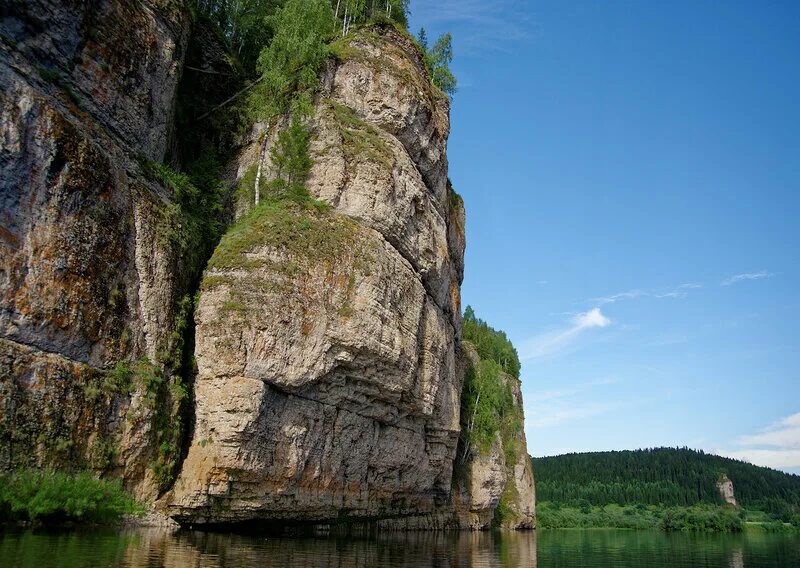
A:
[[110, 354, 186, 492], [192, 0, 283, 71], [266, 115, 314, 199], [537, 501, 744, 532], [0, 469, 141, 524], [193, 0, 410, 72], [248, 0, 335, 121], [537, 502, 661, 530], [333, 0, 410, 33], [420, 31, 457, 98], [139, 155, 224, 270], [461, 358, 514, 453], [462, 306, 520, 378], [458, 307, 523, 462], [660, 505, 743, 532], [532, 447, 800, 516], [236, 163, 259, 206]]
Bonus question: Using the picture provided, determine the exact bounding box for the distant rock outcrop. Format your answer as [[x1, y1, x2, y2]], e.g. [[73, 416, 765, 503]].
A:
[[717, 475, 737, 506]]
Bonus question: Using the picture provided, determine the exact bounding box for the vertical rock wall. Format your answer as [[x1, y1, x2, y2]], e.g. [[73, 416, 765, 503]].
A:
[[167, 24, 466, 524], [452, 344, 536, 529], [0, 0, 193, 500]]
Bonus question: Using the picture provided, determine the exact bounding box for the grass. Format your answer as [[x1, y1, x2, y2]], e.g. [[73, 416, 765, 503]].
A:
[[0, 469, 142, 525], [206, 199, 363, 273], [323, 99, 394, 170]]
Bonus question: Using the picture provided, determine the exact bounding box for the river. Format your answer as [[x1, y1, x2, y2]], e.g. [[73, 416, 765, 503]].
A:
[[1, 527, 799, 567]]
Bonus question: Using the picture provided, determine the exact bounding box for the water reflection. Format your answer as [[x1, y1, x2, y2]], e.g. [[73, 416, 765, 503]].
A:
[[730, 547, 745, 568], [1, 529, 537, 568], [2, 527, 799, 567]]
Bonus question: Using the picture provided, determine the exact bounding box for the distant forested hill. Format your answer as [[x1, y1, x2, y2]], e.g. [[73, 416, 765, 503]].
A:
[[532, 448, 800, 518]]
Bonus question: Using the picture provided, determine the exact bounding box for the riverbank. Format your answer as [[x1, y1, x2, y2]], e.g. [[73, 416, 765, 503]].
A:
[[536, 502, 800, 533]]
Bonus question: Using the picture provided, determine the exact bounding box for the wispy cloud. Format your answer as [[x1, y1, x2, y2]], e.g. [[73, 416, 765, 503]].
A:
[[717, 413, 800, 471], [519, 308, 611, 360], [721, 271, 774, 286], [592, 282, 703, 305], [737, 413, 800, 449], [528, 403, 615, 429], [412, 0, 534, 54], [720, 449, 800, 471], [526, 377, 624, 429]]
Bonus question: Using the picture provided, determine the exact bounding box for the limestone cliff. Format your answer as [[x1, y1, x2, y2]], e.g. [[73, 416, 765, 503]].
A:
[[168, 24, 464, 525], [1, 4, 535, 530]]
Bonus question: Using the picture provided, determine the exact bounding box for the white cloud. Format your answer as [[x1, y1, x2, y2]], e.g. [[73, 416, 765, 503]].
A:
[[519, 308, 611, 360], [737, 413, 800, 449], [721, 271, 774, 286], [575, 307, 612, 328], [592, 290, 645, 305], [717, 413, 800, 471]]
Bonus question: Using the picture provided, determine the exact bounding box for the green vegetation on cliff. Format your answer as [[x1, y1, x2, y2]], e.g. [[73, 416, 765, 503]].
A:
[[463, 306, 521, 379], [0, 470, 141, 525], [417, 29, 457, 97], [193, 0, 411, 72], [459, 307, 523, 459], [533, 447, 800, 531]]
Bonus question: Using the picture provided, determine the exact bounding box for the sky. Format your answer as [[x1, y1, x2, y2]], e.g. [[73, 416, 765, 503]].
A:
[[409, 1, 800, 473]]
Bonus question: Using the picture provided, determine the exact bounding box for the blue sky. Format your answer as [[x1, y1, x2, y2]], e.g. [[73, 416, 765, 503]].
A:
[[410, 1, 800, 473]]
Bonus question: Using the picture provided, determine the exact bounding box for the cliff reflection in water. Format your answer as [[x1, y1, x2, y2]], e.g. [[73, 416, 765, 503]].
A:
[[1, 528, 537, 568]]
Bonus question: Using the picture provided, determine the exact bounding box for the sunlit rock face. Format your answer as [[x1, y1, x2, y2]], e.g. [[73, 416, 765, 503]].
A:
[[168, 24, 535, 528], [167, 24, 466, 524]]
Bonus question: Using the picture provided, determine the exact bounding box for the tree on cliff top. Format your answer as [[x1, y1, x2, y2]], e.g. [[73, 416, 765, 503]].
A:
[[463, 306, 520, 378], [422, 31, 457, 98]]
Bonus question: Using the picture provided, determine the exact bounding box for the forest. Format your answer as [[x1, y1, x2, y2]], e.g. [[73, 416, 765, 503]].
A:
[[533, 447, 800, 531]]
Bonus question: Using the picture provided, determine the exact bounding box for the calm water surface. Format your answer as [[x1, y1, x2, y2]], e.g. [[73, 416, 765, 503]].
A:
[[1, 527, 799, 567]]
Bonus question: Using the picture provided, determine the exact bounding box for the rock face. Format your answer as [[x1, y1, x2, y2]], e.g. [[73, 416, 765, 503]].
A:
[[168, 25, 467, 525], [717, 476, 737, 507], [452, 344, 536, 530], [0, 0, 195, 500]]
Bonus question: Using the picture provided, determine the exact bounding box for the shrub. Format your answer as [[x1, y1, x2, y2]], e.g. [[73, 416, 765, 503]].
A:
[[0, 469, 141, 524]]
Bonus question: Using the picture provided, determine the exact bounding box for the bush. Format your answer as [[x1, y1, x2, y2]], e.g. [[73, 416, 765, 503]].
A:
[[0, 469, 141, 524], [659, 505, 743, 532]]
